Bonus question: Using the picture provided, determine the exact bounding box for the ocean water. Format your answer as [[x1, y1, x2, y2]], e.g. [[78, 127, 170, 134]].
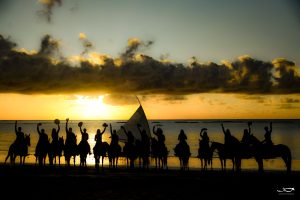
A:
[[0, 119, 299, 171]]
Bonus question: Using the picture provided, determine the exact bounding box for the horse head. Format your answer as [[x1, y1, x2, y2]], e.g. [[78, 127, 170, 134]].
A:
[[249, 135, 261, 147]]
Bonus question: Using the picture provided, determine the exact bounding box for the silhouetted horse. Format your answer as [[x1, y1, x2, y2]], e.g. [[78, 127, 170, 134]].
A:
[[77, 122, 92, 167], [174, 141, 191, 171], [108, 143, 121, 168], [121, 126, 138, 169], [135, 139, 143, 168], [77, 142, 91, 167], [64, 118, 77, 166], [220, 124, 242, 171], [151, 137, 168, 170], [5, 134, 31, 165], [35, 123, 50, 166], [238, 135, 292, 173], [210, 142, 233, 171], [48, 119, 61, 165], [137, 124, 151, 169], [49, 137, 64, 166], [197, 141, 213, 170], [94, 141, 109, 169]]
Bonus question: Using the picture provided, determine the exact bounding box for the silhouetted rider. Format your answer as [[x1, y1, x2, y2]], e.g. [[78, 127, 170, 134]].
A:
[[262, 122, 273, 148], [15, 121, 25, 146]]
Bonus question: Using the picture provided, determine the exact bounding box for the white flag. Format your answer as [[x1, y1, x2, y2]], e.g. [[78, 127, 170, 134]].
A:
[[117, 105, 151, 142]]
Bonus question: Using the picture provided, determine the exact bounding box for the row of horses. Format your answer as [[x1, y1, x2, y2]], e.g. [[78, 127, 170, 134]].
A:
[[196, 137, 291, 173], [4, 130, 291, 173], [4, 134, 169, 170]]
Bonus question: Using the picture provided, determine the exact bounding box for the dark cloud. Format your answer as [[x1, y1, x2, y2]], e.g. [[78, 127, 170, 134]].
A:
[[238, 95, 266, 103], [229, 56, 274, 93], [39, 34, 60, 57], [273, 58, 300, 93], [37, 0, 62, 23], [79, 33, 94, 55], [102, 94, 138, 106], [0, 34, 300, 95], [0, 34, 16, 56], [121, 38, 154, 59], [163, 95, 187, 101]]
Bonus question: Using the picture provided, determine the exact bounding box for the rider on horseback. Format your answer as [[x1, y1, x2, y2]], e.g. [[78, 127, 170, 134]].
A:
[[51, 120, 60, 143], [95, 123, 107, 144], [109, 123, 121, 168], [121, 126, 136, 168], [65, 118, 77, 166], [137, 124, 151, 169], [221, 123, 241, 171], [153, 125, 166, 146], [49, 119, 61, 165], [110, 123, 119, 145], [66, 118, 77, 146], [153, 125, 168, 169], [221, 123, 240, 146], [174, 129, 191, 170], [261, 122, 273, 149], [36, 123, 49, 165], [199, 128, 209, 152], [241, 122, 252, 152], [15, 121, 25, 146], [79, 122, 91, 155]]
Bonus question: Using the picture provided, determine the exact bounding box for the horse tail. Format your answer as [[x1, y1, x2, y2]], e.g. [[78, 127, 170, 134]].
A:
[[5, 145, 13, 163], [277, 144, 292, 173], [284, 145, 292, 173]]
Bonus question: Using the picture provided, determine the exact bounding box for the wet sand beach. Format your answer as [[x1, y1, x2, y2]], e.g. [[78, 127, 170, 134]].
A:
[[0, 164, 298, 200]]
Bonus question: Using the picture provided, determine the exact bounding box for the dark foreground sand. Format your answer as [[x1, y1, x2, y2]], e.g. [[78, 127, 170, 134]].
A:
[[0, 164, 298, 200]]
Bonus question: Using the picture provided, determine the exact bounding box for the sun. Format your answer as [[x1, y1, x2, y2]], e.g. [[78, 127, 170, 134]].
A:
[[74, 95, 110, 119]]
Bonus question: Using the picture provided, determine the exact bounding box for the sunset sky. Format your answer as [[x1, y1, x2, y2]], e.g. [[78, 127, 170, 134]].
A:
[[0, 0, 300, 120]]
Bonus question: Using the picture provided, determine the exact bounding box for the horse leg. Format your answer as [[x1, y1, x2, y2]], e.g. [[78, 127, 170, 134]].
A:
[[231, 158, 235, 171], [255, 157, 263, 173], [282, 152, 292, 173], [200, 158, 203, 170], [12, 154, 16, 165], [165, 156, 168, 170], [5, 151, 11, 164], [23, 156, 26, 165]]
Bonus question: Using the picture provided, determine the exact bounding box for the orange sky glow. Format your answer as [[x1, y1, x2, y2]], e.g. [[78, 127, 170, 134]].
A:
[[1, 93, 299, 120]]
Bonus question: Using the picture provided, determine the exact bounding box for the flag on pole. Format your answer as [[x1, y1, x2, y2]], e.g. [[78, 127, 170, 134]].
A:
[[117, 105, 151, 142]]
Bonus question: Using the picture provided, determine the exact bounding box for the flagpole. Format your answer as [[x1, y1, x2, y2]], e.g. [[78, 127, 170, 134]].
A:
[[135, 95, 152, 139], [136, 95, 141, 106]]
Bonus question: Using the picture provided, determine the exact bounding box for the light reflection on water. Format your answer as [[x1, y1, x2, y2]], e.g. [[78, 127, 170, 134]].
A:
[[0, 119, 299, 171]]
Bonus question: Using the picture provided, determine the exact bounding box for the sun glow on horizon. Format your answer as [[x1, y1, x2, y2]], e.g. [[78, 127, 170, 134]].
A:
[[74, 95, 110, 119], [0, 93, 299, 120]]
